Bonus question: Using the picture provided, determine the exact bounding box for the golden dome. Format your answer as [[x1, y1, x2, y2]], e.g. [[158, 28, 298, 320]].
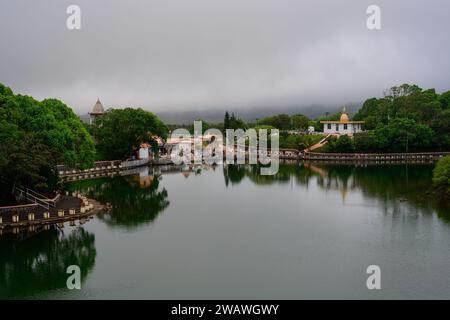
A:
[[340, 107, 349, 122]]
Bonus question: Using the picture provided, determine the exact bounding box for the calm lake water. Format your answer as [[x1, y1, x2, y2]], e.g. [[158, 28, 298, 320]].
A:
[[1, 163, 450, 299]]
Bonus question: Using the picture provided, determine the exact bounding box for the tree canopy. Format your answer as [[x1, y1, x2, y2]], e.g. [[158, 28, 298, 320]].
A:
[[291, 114, 310, 131], [257, 113, 311, 131], [224, 111, 231, 130], [223, 111, 247, 131], [433, 156, 450, 196], [258, 114, 291, 130], [326, 135, 355, 153], [352, 84, 450, 151], [92, 108, 168, 160], [228, 113, 247, 130], [0, 83, 95, 195]]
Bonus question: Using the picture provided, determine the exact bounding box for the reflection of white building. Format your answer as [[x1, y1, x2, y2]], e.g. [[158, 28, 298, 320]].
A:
[[304, 163, 356, 204], [320, 107, 364, 136], [138, 143, 151, 159]]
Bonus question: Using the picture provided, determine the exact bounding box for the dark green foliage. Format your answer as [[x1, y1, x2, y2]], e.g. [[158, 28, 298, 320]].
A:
[[224, 111, 230, 130], [258, 113, 291, 130], [257, 113, 311, 131], [92, 108, 168, 160], [352, 84, 450, 152], [352, 97, 390, 130], [0, 83, 95, 194], [439, 91, 450, 109], [326, 135, 355, 153], [352, 118, 433, 153], [373, 118, 434, 152], [279, 133, 323, 150], [228, 113, 247, 130], [354, 131, 377, 152], [223, 165, 247, 187], [433, 156, 450, 194], [66, 176, 169, 229], [291, 114, 309, 131], [0, 227, 96, 297]]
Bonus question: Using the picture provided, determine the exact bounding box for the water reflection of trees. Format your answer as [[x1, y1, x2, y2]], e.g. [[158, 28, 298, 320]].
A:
[[223, 164, 314, 187], [223, 165, 246, 186], [327, 165, 450, 222], [0, 227, 96, 298], [223, 163, 450, 222], [67, 175, 170, 229]]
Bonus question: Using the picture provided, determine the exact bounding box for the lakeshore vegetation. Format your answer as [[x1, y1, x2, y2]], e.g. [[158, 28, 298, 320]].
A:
[[0, 83, 168, 201], [433, 156, 450, 197], [91, 108, 168, 161], [0, 83, 95, 200], [1, 82, 450, 200]]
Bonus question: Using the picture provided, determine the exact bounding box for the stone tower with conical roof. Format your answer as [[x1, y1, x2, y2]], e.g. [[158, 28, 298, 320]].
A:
[[88, 98, 106, 124]]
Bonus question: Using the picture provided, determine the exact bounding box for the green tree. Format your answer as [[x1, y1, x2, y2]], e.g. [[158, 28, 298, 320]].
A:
[[253, 124, 275, 132], [353, 98, 390, 130], [373, 118, 434, 152], [327, 135, 355, 153], [92, 108, 168, 160], [279, 134, 298, 149], [0, 91, 95, 168], [66, 175, 170, 229], [228, 113, 247, 130], [350, 84, 450, 152], [431, 109, 450, 150], [224, 111, 230, 130], [259, 114, 291, 130], [291, 114, 309, 131], [384, 83, 422, 101], [0, 227, 96, 297], [439, 91, 450, 109], [354, 131, 377, 152], [354, 84, 445, 129], [0, 83, 95, 194], [0, 123, 58, 197], [433, 156, 450, 195]]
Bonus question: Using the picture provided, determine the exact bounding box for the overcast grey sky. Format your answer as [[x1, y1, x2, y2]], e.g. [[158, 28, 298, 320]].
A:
[[0, 0, 449, 114]]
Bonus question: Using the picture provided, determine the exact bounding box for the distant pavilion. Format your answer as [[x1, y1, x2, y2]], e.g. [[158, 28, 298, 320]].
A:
[[320, 107, 364, 136], [88, 98, 105, 124]]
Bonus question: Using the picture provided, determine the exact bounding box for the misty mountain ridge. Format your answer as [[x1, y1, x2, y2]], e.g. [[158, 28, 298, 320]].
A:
[[156, 103, 362, 125]]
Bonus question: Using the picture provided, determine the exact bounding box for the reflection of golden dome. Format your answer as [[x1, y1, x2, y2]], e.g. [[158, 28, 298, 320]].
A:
[[340, 186, 348, 204], [340, 107, 349, 122], [182, 171, 191, 178], [129, 174, 154, 188]]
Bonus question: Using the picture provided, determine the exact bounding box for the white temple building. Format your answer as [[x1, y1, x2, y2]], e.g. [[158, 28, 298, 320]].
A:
[[320, 107, 364, 136]]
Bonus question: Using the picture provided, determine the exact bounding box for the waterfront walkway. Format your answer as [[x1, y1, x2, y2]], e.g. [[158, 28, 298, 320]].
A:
[[56, 150, 450, 184], [0, 193, 104, 234], [301, 151, 450, 162]]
